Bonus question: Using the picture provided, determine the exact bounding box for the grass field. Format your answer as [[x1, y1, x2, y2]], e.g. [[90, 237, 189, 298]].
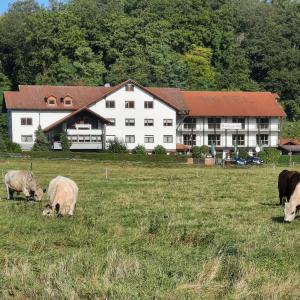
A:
[[0, 159, 299, 299]]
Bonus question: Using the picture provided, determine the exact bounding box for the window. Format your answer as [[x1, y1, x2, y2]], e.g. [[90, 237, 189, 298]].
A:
[[125, 135, 135, 143], [125, 118, 135, 126], [70, 135, 78, 142], [21, 135, 33, 142], [183, 117, 196, 129], [144, 119, 154, 126], [163, 135, 173, 143], [125, 101, 135, 108], [256, 134, 269, 146], [91, 135, 102, 143], [63, 96, 72, 106], [107, 118, 116, 126], [208, 134, 221, 146], [144, 135, 154, 143], [144, 101, 154, 109], [183, 134, 196, 146], [21, 118, 32, 126], [163, 119, 173, 126], [232, 134, 245, 146], [106, 100, 115, 108], [48, 98, 56, 105], [232, 117, 245, 129], [256, 118, 269, 129], [125, 83, 134, 91], [208, 118, 221, 129]]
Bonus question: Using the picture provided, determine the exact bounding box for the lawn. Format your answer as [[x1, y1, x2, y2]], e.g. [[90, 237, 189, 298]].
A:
[[0, 159, 299, 299]]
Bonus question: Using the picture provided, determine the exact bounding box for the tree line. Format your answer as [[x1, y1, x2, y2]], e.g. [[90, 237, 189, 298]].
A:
[[0, 0, 300, 133]]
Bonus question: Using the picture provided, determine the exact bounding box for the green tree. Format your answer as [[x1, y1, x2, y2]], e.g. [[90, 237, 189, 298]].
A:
[[183, 46, 217, 90], [132, 144, 146, 155], [153, 145, 167, 155], [60, 132, 71, 152], [32, 125, 50, 151]]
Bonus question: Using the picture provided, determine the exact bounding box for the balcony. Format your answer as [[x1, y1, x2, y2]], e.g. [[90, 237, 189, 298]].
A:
[[183, 123, 196, 130]]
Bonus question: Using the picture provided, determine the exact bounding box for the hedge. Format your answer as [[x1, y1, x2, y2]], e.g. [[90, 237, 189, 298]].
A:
[[0, 151, 187, 163]]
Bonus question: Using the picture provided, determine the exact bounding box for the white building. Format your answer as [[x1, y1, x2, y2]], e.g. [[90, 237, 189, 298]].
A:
[[3, 79, 286, 154]]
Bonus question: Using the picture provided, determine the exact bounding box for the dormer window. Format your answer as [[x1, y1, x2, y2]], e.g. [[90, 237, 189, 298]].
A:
[[46, 96, 57, 105], [63, 96, 73, 106], [125, 83, 134, 92]]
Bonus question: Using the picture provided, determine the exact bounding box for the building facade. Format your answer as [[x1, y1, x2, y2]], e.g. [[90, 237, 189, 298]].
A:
[[3, 79, 286, 153]]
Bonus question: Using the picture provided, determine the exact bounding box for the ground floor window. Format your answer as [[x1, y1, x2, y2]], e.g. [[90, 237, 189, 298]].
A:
[[208, 134, 221, 146], [163, 135, 173, 143], [21, 135, 33, 142], [125, 135, 135, 143], [183, 134, 196, 146], [232, 134, 245, 146], [144, 135, 154, 143], [256, 134, 269, 146]]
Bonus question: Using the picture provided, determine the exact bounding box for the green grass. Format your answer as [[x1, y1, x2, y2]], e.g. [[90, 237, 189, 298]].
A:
[[0, 159, 299, 299]]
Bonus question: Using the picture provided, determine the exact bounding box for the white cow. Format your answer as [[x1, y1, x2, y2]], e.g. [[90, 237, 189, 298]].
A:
[[42, 176, 78, 216], [4, 170, 44, 201], [284, 182, 300, 222]]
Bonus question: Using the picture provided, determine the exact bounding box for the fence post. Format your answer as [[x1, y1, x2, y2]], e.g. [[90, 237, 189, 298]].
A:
[[105, 168, 108, 179]]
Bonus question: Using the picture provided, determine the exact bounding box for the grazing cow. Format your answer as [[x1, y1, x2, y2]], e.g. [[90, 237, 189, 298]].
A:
[[4, 170, 44, 201], [278, 170, 299, 205], [284, 178, 300, 222], [42, 176, 78, 217]]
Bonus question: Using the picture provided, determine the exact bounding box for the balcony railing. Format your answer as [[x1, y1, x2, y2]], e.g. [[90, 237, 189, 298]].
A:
[[183, 124, 196, 130], [257, 123, 269, 130]]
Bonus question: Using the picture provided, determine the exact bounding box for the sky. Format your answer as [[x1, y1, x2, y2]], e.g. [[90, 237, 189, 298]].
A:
[[0, 0, 49, 14]]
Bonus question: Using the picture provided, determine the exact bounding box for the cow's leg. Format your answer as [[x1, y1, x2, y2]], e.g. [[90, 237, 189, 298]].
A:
[[22, 188, 30, 200], [6, 186, 14, 200]]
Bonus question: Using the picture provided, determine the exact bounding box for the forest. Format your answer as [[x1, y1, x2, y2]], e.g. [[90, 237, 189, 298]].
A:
[[0, 0, 299, 136]]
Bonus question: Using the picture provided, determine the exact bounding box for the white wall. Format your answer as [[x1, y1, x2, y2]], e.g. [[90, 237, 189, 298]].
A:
[[11, 110, 70, 149], [89, 85, 177, 150]]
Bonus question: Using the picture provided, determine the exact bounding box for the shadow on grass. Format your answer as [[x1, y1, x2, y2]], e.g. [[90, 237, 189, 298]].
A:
[[271, 216, 284, 223], [260, 202, 280, 208], [8, 197, 35, 202]]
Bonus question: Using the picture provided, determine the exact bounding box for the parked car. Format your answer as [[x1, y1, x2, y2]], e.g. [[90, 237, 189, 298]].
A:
[[234, 157, 247, 166], [246, 156, 264, 165]]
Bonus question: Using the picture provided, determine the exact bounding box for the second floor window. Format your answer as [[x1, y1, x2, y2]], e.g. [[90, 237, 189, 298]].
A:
[[144, 101, 153, 108], [21, 118, 32, 125], [106, 100, 115, 108], [163, 135, 173, 143], [232, 117, 245, 129], [257, 118, 269, 129], [144, 119, 154, 126], [125, 101, 135, 108], [183, 117, 196, 129], [208, 134, 221, 146], [125, 118, 135, 126], [183, 134, 196, 146], [163, 119, 173, 126], [232, 134, 245, 146], [208, 118, 221, 129]]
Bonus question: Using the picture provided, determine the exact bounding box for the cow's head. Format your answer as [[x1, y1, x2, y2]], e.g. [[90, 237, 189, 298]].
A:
[[33, 187, 45, 201], [284, 202, 296, 222]]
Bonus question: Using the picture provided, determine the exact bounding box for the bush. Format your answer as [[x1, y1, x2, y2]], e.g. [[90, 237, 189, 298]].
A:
[[132, 144, 146, 154], [192, 145, 209, 158], [107, 137, 128, 153], [153, 145, 167, 155], [258, 148, 281, 164], [6, 141, 22, 153], [60, 132, 71, 152], [0, 134, 7, 152], [238, 149, 248, 159], [32, 125, 50, 151]]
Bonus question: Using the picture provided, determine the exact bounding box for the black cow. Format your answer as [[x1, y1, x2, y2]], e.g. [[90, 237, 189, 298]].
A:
[[278, 170, 300, 205]]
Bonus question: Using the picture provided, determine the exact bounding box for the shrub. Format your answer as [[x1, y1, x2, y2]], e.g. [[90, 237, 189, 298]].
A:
[[132, 144, 146, 154], [107, 138, 128, 153], [153, 145, 167, 155], [60, 132, 71, 152], [238, 149, 248, 159], [6, 141, 21, 153], [32, 125, 50, 151], [0, 134, 7, 152], [192, 145, 209, 158], [258, 148, 281, 164]]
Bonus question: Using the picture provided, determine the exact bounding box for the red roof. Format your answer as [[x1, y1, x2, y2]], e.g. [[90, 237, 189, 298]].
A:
[[3, 81, 286, 117], [279, 139, 300, 146], [176, 143, 189, 151], [182, 91, 286, 117]]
